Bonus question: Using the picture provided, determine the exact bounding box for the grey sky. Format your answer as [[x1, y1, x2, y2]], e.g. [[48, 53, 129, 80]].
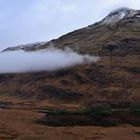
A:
[[0, 0, 140, 50]]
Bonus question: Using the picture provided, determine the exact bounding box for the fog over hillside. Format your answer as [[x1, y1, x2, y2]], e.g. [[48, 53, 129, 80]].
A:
[[0, 47, 99, 73]]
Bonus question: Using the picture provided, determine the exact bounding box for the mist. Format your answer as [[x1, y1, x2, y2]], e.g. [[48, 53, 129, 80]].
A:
[[0, 47, 99, 73]]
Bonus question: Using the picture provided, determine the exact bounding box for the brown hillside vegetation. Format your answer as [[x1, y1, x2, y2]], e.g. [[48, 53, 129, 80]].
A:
[[0, 8, 140, 140]]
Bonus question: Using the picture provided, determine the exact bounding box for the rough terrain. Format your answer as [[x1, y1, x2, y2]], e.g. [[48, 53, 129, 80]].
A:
[[0, 8, 140, 139]]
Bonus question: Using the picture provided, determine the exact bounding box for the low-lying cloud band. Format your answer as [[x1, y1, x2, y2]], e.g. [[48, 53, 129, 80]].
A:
[[0, 47, 99, 73]]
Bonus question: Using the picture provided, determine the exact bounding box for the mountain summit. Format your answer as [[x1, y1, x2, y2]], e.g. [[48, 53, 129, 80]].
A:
[[102, 7, 140, 24]]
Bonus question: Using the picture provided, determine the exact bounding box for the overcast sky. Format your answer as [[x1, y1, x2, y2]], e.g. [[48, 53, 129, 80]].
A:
[[0, 0, 140, 50]]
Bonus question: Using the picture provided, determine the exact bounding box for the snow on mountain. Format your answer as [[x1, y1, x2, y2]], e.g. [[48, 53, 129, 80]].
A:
[[102, 7, 140, 24], [1, 42, 47, 52]]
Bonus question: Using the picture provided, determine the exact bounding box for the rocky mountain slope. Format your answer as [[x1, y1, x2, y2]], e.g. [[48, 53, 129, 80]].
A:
[[0, 8, 140, 107]]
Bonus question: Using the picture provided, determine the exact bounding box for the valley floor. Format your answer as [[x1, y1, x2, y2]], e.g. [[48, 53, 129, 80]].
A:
[[0, 96, 140, 140], [0, 109, 140, 140]]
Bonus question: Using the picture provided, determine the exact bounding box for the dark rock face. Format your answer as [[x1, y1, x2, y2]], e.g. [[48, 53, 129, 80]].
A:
[[37, 85, 84, 102], [100, 38, 140, 56]]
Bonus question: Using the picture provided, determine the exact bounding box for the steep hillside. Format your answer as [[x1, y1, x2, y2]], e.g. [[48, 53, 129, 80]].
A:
[[0, 8, 140, 107]]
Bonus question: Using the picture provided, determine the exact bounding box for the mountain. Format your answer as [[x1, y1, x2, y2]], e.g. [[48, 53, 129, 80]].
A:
[[2, 7, 140, 54], [0, 8, 140, 139], [0, 8, 140, 106]]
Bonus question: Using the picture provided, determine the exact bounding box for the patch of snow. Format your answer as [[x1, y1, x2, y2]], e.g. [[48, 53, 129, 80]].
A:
[[102, 11, 126, 24], [16, 42, 47, 49], [101, 7, 140, 25], [1, 41, 48, 52], [136, 15, 140, 18]]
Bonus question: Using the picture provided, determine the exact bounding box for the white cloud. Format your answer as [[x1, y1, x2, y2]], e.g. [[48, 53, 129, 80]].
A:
[[0, 47, 99, 73]]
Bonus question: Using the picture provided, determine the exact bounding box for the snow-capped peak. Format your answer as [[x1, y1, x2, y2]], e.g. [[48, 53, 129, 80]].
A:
[[102, 7, 140, 24]]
